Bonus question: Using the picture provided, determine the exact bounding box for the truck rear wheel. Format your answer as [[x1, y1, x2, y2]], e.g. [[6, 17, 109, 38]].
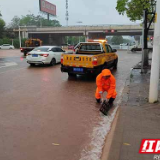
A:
[[102, 63, 108, 70], [113, 58, 118, 69], [68, 73, 76, 77], [30, 63, 35, 66], [24, 51, 27, 56]]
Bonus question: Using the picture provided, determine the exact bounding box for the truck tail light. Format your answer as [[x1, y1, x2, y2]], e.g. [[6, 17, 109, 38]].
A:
[[92, 57, 98, 65], [61, 55, 63, 63]]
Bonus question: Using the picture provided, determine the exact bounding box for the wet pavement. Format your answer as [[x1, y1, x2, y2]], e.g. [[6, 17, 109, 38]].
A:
[[0, 49, 141, 160]]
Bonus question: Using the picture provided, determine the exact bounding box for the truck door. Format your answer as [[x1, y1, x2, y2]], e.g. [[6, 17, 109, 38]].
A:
[[105, 45, 113, 67], [108, 45, 116, 62]]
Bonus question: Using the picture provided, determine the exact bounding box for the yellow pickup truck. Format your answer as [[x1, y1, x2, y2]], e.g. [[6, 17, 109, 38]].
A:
[[61, 40, 118, 76]]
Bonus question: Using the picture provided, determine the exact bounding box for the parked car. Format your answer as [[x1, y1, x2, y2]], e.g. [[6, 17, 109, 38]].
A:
[[26, 46, 65, 66], [120, 43, 128, 46], [0, 44, 15, 49]]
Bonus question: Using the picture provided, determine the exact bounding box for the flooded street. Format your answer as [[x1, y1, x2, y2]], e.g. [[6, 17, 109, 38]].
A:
[[0, 50, 141, 160]]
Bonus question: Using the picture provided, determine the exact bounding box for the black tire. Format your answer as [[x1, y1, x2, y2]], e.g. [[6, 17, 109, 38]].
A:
[[50, 58, 56, 66], [102, 63, 108, 70], [68, 73, 76, 77], [30, 63, 35, 66], [113, 58, 118, 69], [24, 52, 27, 56]]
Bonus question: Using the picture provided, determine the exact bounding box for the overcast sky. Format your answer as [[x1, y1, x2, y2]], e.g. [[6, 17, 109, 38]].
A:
[[0, 0, 140, 26]]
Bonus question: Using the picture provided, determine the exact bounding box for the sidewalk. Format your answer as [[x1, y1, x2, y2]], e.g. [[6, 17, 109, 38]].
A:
[[107, 64, 160, 160]]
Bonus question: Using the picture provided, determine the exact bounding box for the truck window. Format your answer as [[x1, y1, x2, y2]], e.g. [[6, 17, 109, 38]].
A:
[[105, 45, 109, 53], [105, 45, 112, 53], [80, 45, 101, 51], [108, 45, 112, 52]]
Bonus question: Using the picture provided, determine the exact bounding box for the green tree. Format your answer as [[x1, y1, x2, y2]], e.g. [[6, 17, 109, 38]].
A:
[[12, 14, 61, 27], [111, 36, 123, 45], [123, 38, 131, 43], [0, 10, 5, 38], [65, 36, 85, 45], [106, 36, 112, 44], [9, 14, 61, 28], [9, 16, 20, 28], [116, 0, 156, 21], [0, 18, 5, 38]]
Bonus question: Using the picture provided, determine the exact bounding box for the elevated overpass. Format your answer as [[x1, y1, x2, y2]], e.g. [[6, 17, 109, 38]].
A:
[[14, 24, 154, 45]]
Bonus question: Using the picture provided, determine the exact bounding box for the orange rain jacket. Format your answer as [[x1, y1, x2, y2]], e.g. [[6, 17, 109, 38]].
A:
[[95, 69, 117, 99]]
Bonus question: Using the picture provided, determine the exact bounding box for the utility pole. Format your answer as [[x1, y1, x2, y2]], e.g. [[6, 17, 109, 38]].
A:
[[19, 26, 21, 48], [143, 10, 149, 66], [149, 1, 160, 103], [141, 1, 156, 72], [47, 13, 50, 22], [66, 0, 69, 26], [66, 0, 69, 45]]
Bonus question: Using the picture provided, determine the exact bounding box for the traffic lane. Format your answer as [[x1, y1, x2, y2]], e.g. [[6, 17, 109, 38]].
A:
[[0, 64, 97, 160], [0, 56, 57, 75], [0, 51, 142, 160], [0, 56, 29, 74]]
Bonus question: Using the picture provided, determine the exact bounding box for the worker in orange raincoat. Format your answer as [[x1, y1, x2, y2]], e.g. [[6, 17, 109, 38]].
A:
[[95, 69, 117, 105]]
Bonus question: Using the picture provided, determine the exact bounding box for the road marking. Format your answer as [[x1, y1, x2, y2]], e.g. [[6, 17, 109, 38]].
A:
[[52, 143, 60, 146], [0, 67, 26, 75], [0, 62, 18, 69]]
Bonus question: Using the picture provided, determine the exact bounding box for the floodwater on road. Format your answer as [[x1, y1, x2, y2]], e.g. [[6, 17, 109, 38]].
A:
[[0, 50, 141, 160]]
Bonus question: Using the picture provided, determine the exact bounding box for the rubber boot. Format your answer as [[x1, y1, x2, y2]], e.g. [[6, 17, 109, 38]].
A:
[[108, 98, 115, 106], [96, 98, 101, 103]]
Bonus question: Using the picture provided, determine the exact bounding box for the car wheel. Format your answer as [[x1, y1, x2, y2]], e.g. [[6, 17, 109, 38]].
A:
[[50, 58, 56, 66], [30, 63, 35, 66], [68, 73, 76, 77], [9, 48, 12, 49], [113, 58, 118, 69]]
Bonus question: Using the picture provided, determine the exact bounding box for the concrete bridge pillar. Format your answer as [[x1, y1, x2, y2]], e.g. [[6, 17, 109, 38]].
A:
[[83, 31, 89, 42], [22, 31, 28, 39], [134, 35, 141, 46]]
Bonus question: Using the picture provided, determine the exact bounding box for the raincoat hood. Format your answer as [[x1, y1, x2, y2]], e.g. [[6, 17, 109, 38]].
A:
[[101, 69, 111, 77]]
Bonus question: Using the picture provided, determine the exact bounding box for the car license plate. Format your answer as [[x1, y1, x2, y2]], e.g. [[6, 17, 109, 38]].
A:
[[32, 54, 38, 57], [73, 68, 83, 72]]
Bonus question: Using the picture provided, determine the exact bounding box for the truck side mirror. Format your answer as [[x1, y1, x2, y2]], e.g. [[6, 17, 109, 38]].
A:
[[112, 49, 117, 52]]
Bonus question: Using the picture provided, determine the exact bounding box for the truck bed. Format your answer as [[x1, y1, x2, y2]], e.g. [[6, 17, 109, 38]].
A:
[[20, 47, 36, 56], [63, 54, 94, 68]]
